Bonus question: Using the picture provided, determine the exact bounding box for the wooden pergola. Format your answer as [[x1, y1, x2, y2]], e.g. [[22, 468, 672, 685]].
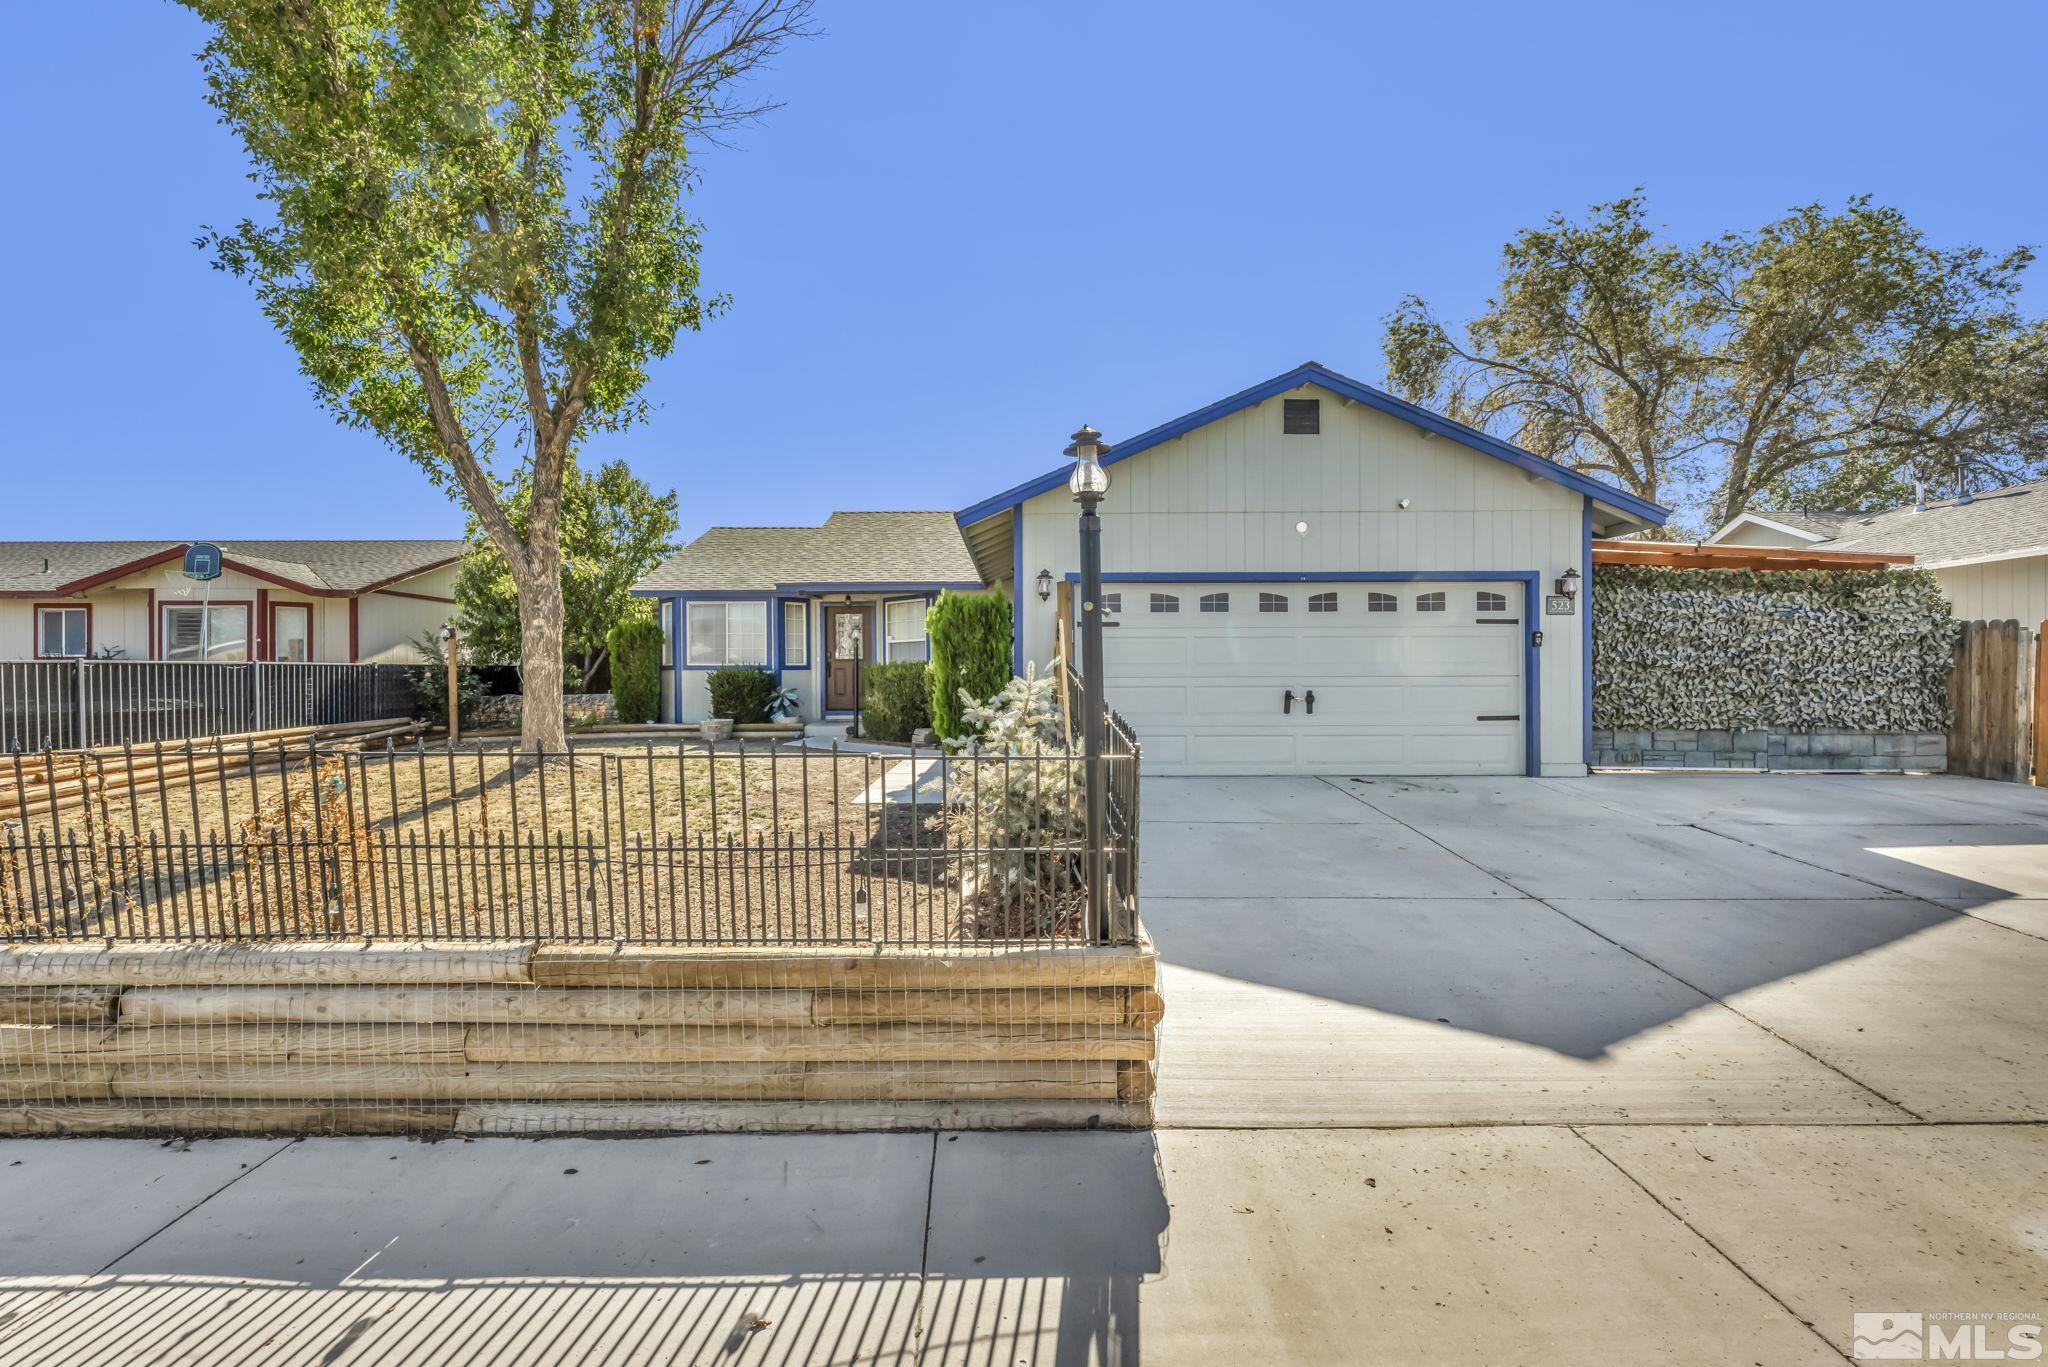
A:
[[1591, 539, 1914, 571]]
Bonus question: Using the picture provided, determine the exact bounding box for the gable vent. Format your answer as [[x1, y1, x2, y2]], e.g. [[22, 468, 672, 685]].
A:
[[1283, 398, 1320, 435]]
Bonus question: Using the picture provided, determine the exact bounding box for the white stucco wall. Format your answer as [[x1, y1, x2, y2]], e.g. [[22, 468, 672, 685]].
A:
[[1011, 382, 1592, 775]]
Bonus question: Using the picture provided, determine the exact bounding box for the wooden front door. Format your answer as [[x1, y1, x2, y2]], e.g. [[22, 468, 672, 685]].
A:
[[823, 605, 873, 712]]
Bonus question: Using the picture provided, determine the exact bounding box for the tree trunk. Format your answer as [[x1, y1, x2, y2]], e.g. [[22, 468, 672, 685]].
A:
[[512, 564, 568, 752]]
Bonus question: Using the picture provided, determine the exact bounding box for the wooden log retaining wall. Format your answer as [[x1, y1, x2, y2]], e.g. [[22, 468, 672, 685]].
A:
[[0, 939, 1160, 1134]]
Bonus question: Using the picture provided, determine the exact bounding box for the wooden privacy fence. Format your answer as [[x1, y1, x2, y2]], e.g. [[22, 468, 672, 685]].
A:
[[1946, 619, 2044, 783]]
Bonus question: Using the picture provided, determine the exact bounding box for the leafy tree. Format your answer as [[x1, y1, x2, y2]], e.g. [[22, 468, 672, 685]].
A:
[[182, 0, 815, 748], [1385, 195, 2048, 528], [453, 458, 679, 687]]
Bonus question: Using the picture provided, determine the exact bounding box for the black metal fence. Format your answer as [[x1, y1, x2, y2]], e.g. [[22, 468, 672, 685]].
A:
[[0, 661, 416, 752], [2, 731, 1141, 949]]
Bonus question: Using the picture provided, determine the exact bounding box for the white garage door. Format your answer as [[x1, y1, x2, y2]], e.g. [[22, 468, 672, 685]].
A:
[[1099, 580, 1527, 776]]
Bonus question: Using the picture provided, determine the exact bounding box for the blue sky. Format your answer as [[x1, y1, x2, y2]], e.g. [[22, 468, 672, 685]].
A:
[[3, 1, 2042, 542]]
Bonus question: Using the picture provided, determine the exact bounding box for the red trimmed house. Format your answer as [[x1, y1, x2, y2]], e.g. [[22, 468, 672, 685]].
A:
[[0, 540, 464, 663]]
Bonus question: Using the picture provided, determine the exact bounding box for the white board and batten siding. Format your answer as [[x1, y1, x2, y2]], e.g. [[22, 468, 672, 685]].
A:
[[1015, 383, 1592, 776]]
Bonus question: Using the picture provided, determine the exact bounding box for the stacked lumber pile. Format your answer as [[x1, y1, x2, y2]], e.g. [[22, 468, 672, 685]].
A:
[[1, 717, 423, 821], [0, 937, 1161, 1134]]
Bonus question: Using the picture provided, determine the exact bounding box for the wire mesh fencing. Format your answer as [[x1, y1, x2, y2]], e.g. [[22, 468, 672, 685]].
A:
[[3, 736, 1140, 949]]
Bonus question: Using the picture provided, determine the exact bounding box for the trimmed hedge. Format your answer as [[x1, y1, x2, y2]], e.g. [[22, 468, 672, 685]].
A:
[[1593, 566, 1955, 732], [706, 667, 776, 724], [861, 661, 932, 743], [607, 617, 666, 724], [928, 591, 1013, 740]]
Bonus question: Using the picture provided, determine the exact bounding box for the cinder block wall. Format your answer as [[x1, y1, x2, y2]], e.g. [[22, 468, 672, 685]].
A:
[[1592, 729, 1947, 771]]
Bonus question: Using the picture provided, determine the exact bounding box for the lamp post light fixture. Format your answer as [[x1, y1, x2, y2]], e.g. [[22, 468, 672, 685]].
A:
[[1035, 568, 1054, 602], [1066, 423, 1112, 943]]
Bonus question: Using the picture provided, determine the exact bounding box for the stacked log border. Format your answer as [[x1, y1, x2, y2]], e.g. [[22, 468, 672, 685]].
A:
[[0, 939, 1160, 1134]]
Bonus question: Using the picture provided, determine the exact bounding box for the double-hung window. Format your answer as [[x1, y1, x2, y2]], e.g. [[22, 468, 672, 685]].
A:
[[162, 603, 249, 661], [782, 601, 810, 667], [885, 599, 928, 661], [686, 601, 769, 667], [37, 606, 89, 658]]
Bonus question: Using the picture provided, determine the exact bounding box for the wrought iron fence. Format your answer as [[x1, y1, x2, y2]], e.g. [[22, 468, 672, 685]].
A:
[[2, 732, 1141, 948], [1, 660, 416, 752]]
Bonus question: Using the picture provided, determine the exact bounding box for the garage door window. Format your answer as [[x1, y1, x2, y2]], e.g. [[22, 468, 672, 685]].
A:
[[1308, 592, 1337, 613], [1101, 592, 1121, 616], [1149, 593, 1179, 613], [1477, 591, 1507, 613], [1199, 592, 1229, 613], [1416, 592, 1446, 613], [1258, 592, 1288, 613], [1367, 592, 1397, 613]]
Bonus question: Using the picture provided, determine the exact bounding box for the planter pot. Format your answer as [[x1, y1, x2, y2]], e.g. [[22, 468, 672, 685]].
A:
[[700, 718, 735, 742]]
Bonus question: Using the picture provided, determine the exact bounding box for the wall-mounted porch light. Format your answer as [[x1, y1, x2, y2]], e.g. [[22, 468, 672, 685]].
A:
[[1555, 567, 1581, 600], [1034, 568, 1054, 601]]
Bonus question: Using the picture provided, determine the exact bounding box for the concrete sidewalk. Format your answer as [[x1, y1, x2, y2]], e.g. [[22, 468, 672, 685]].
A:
[[3, 1125, 2043, 1364]]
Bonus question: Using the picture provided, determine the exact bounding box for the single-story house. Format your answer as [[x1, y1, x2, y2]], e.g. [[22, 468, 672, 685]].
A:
[[631, 511, 984, 723], [0, 540, 465, 664], [1708, 481, 2048, 624], [639, 362, 1667, 777]]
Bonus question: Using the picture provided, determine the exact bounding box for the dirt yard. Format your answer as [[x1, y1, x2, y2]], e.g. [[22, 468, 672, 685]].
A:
[[2, 739, 1085, 946]]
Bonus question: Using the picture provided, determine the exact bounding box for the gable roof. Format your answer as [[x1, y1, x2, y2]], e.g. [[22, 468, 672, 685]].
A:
[[1727, 482, 2048, 568], [1708, 510, 1870, 544], [632, 512, 984, 594], [0, 540, 465, 599], [955, 361, 1671, 529]]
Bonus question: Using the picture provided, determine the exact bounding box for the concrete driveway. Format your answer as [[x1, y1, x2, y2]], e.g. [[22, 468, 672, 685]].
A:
[[1, 773, 2043, 1365]]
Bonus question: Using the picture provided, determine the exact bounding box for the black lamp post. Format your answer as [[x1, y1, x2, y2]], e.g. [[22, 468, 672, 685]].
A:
[[1067, 424, 1111, 942]]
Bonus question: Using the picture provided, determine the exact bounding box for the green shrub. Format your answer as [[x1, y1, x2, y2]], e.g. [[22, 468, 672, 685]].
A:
[[706, 667, 776, 724], [404, 632, 487, 729], [928, 591, 1013, 741], [860, 661, 932, 743], [607, 617, 666, 724]]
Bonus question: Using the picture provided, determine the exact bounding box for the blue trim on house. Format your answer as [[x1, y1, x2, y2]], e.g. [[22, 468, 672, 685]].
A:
[[774, 580, 983, 595], [1010, 505, 1025, 677], [956, 362, 1671, 529], [777, 597, 811, 672], [1063, 568, 1545, 776], [880, 595, 934, 662], [668, 593, 779, 672], [1581, 496, 1594, 768]]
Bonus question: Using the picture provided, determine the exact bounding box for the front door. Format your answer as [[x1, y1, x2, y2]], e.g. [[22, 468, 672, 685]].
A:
[[823, 605, 873, 712]]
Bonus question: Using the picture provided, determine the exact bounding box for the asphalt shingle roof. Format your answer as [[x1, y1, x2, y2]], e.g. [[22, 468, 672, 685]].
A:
[[1756, 483, 2048, 565], [0, 540, 465, 596], [633, 512, 983, 593]]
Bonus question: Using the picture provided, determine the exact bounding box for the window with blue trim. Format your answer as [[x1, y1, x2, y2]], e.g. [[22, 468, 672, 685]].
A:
[[782, 601, 809, 667], [686, 602, 768, 666], [885, 599, 928, 661], [659, 600, 674, 666]]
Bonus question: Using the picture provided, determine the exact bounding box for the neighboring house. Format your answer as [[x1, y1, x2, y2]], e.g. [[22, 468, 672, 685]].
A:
[[632, 512, 983, 724], [1709, 481, 2048, 624], [643, 362, 1666, 777], [0, 540, 465, 664]]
